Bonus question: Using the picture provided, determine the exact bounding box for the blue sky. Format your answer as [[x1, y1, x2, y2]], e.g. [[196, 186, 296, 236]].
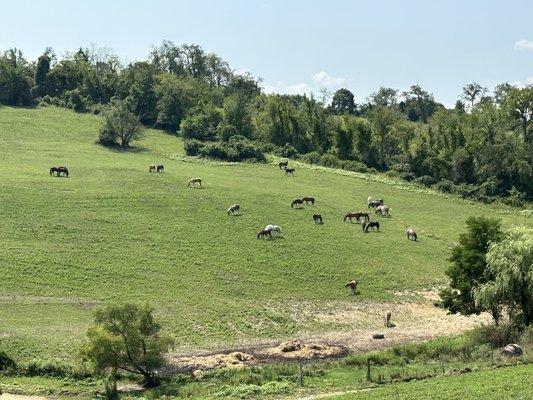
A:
[[1, 0, 532, 106]]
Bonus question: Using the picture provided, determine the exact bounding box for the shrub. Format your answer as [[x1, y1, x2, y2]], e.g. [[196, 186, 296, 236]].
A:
[[0, 351, 16, 373], [434, 179, 455, 193], [414, 175, 437, 187], [342, 160, 369, 173], [65, 89, 85, 112], [385, 170, 400, 178], [400, 172, 416, 182], [276, 144, 299, 159], [319, 154, 343, 168], [467, 324, 521, 349], [214, 381, 293, 398], [300, 151, 321, 165], [455, 183, 479, 199], [183, 139, 204, 156]]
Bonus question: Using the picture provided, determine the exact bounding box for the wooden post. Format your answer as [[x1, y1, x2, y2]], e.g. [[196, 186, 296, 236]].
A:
[[366, 358, 371, 382], [298, 360, 304, 387]]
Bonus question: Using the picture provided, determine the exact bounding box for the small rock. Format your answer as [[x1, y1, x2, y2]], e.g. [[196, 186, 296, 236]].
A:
[[502, 344, 523, 357], [372, 334, 385, 339]]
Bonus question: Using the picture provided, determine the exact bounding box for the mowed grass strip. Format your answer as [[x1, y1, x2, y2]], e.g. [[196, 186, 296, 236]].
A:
[[0, 106, 531, 360]]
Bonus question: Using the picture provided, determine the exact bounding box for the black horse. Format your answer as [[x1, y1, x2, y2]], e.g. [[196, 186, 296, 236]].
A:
[[50, 166, 69, 177], [363, 221, 380, 232], [257, 229, 272, 239], [285, 168, 295, 176], [302, 196, 315, 205], [156, 164, 164, 172], [278, 160, 289, 169], [313, 214, 323, 224]]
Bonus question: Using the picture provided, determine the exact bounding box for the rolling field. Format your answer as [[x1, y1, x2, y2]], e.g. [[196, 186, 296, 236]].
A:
[[0, 106, 531, 361]]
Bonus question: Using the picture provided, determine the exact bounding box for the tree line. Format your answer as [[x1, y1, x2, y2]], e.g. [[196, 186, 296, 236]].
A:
[[1, 43, 532, 203]]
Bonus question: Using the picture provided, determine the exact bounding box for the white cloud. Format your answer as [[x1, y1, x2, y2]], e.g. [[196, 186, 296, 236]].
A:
[[526, 76, 533, 85], [286, 83, 314, 96], [514, 39, 533, 51], [311, 71, 346, 88]]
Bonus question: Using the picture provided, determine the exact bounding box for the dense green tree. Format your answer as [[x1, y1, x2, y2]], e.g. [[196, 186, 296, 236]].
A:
[[475, 227, 533, 326], [83, 303, 174, 388], [330, 88, 356, 115], [369, 87, 398, 107], [0, 49, 33, 105], [439, 216, 503, 323], [400, 85, 441, 122], [99, 100, 143, 147], [461, 82, 487, 110]]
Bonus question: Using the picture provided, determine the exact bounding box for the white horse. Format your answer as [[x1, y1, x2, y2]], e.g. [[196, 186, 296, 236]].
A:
[[265, 224, 282, 236], [375, 205, 390, 217]]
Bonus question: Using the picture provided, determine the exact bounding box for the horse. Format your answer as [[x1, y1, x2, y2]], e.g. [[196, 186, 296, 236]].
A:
[[149, 164, 156, 173], [227, 204, 240, 215], [344, 212, 369, 222], [265, 225, 282, 235], [375, 205, 390, 217], [285, 168, 295, 176], [187, 178, 202, 187], [291, 198, 304, 208], [406, 227, 417, 241], [363, 221, 380, 232], [257, 229, 272, 239], [49, 166, 59, 176], [50, 166, 69, 177], [278, 160, 288, 169], [313, 214, 323, 224], [302, 196, 315, 205], [345, 280, 359, 295], [156, 164, 164, 172]]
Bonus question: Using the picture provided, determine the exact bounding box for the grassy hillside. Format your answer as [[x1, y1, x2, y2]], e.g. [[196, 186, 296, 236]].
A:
[[0, 106, 531, 361]]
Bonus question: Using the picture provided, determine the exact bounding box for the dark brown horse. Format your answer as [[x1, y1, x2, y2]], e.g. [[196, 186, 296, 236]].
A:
[[363, 221, 380, 232], [344, 212, 369, 222], [257, 229, 272, 239], [345, 280, 359, 295], [156, 164, 164, 172], [291, 198, 304, 208], [278, 160, 289, 169], [367, 200, 383, 209], [302, 196, 315, 205], [50, 166, 69, 177], [285, 168, 295, 176], [406, 227, 417, 241], [313, 214, 323, 224]]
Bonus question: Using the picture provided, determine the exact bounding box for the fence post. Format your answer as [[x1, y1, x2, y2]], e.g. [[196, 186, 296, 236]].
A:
[[366, 358, 371, 382], [299, 360, 304, 387]]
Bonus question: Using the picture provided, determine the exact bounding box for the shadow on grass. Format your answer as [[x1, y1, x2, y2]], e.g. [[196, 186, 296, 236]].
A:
[[98, 142, 149, 154]]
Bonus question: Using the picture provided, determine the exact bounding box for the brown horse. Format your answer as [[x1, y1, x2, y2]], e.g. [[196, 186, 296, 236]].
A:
[[257, 228, 272, 239], [302, 196, 315, 205], [50, 166, 69, 177], [278, 160, 288, 169], [363, 221, 380, 232], [285, 168, 295, 176], [228, 204, 240, 215], [149, 164, 156, 172], [313, 214, 323, 224], [156, 164, 164, 172], [291, 198, 304, 208], [368, 200, 383, 209], [344, 212, 369, 222], [345, 280, 359, 295], [187, 178, 202, 187]]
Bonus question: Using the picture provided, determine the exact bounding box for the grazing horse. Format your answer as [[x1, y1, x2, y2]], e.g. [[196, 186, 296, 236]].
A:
[[384, 310, 392, 327], [406, 227, 417, 241], [313, 214, 323, 224], [227, 204, 240, 215], [302, 196, 315, 205], [368, 200, 383, 209], [187, 178, 202, 187], [285, 168, 295, 176], [156, 164, 164, 172], [278, 160, 289, 169], [50, 166, 69, 177], [344, 212, 369, 222], [265, 225, 282, 235], [345, 280, 359, 295], [291, 198, 304, 208], [375, 205, 390, 217], [257, 229, 272, 239], [363, 221, 380, 232], [149, 164, 156, 173]]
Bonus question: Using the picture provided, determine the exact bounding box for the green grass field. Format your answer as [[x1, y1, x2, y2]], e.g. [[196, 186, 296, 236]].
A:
[[0, 106, 531, 361]]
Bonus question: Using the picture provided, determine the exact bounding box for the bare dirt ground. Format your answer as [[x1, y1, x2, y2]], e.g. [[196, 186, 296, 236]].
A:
[[166, 290, 490, 373]]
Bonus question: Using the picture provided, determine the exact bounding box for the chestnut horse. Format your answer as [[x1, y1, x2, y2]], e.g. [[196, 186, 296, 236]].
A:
[[50, 166, 69, 177], [187, 178, 202, 187], [344, 212, 369, 222], [291, 198, 304, 208], [302, 196, 315, 205]]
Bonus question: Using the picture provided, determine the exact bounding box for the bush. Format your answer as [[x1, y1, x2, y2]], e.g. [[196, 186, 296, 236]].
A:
[[0, 351, 16, 373], [65, 89, 85, 112], [434, 179, 455, 193], [342, 160, 369, 173], [414, 175, 437, 187], [183, 138, 266, 163], [300, 151, 321, 165], [385, 170, 400, 178], [319, 154, 343, 168], [455, 183, 480, 199], [467, 325, 521, 349], [183, 139, 204, 156], [276, 144, 299, 159], [22, 359, 90, 379], [400, 172, 416, 182]]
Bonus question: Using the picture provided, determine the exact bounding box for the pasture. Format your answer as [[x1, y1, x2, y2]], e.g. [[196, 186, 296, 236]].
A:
[[0, 106, 531, 362]]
